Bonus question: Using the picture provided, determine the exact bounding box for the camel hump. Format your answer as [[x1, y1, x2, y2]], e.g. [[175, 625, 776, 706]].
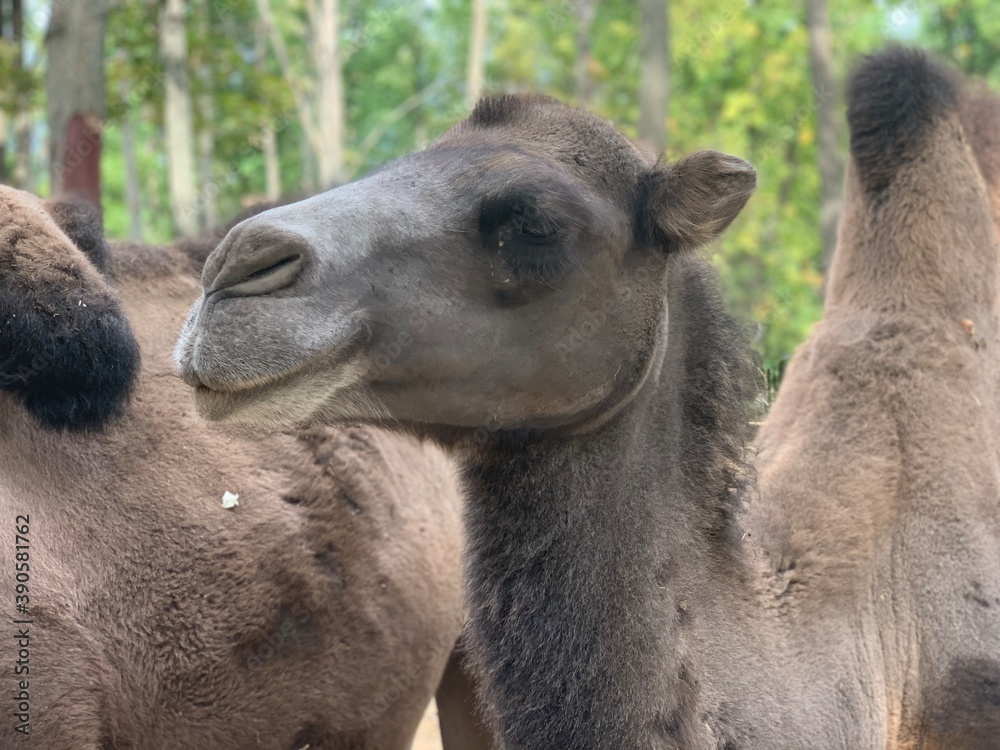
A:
[[846, 46, 960, 192]]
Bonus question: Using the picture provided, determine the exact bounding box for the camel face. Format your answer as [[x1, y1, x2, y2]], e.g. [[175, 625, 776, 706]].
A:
[[177, 96, 755, 432], [0, 186, 139, 429]]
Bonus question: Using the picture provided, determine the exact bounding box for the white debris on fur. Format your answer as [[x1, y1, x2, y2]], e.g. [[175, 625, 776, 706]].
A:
[[221, 491, 240, 509]]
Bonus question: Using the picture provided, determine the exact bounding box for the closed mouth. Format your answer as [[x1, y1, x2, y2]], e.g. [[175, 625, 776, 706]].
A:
[[189, 316, 371, 396], [192, 364, 309, 412], [191, 331, 369, 418]]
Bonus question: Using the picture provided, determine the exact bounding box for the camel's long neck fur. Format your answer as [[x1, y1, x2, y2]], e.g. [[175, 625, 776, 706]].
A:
[[460, 254, 754, 749]]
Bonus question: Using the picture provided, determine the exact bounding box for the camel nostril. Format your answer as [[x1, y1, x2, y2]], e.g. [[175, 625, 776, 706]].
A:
[[212, 251, 304, 299], [205, 224, 313, 299], [236, 253, 303, 289]]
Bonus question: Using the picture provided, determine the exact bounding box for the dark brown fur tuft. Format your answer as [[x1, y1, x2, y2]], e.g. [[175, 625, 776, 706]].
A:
[[44, 196, 112, 275], [847, 46, 960, 192], [467, 94, 563, 129], [0, 186, 139, 430]]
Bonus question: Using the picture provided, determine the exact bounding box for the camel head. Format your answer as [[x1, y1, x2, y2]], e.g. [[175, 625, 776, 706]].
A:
[[176, 96, 755, 435], [0, 186, 139, 430]]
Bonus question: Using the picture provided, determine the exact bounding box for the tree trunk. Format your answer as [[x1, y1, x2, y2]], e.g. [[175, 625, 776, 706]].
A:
[[143, 107, 166, 224], [300, 132, 316, 194], [12, 111, 30, 189], [196, 0, 216, 227], [160, 0, 200, 237], [257, 0, 343, 189], [45, 0, 108, 206], [806, 0, 843, 271], [574, 0, 597, 107], [638, 0, 669, 156], [0, 111, 8, 184], [255, 18, 281, 200], [11, 0, 30, 190], [120, 80, 143, 243], [198, 92, 216, 227], [261, 126, 281, 201], [309, 0, 343, 187], [467, 0, 486, 104], [0, 1, 7, 183]]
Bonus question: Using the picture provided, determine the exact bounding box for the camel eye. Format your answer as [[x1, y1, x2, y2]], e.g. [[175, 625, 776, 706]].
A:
[[512, 201, 559, 243]]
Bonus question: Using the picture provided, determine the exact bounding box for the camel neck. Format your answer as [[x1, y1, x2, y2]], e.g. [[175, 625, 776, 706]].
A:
[[457, 254, 753, 749], [825, 160, 998, 324], [460, 376, 723, 749]]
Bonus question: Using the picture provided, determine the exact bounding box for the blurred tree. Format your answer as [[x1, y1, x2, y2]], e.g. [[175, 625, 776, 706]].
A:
[[575, 0, 597, 107], [160, 0, 199, 235], [256, 16, 281, 201], [6, 0, 30, 188], [194, 0, 216, 227], [807, 0, 842, 270], [257, 0, 344, 188], [311, 0, 345, 185], [468, 0, 486, 102], [639, 0, 669, 155], [118, 75, 143, 241], [46, 0, 108, 206], [0, 2, 7, 183]]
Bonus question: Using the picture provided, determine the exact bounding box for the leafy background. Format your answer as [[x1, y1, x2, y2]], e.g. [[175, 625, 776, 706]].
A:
[[2, 0, 997, 379]]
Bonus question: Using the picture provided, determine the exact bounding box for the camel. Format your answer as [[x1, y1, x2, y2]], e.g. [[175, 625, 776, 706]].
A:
[[0, 190, 139, 429], [176, 47, 1000, 749], [0, 185, 467, 749], [752, 48, 1000, 749]]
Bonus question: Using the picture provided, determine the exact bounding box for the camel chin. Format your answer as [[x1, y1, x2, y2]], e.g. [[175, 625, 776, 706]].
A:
[[193, 356, 371, 429]]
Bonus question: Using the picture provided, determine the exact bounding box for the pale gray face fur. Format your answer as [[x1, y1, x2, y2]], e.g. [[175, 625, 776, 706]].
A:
[[175, 96, 754, 434]]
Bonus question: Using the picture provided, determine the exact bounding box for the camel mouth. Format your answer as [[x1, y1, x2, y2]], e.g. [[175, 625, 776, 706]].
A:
[[193, 363, 345, 426], [192, 366, 296, 396], [192, 364, 305, 410], [191, 337, 370, 427]]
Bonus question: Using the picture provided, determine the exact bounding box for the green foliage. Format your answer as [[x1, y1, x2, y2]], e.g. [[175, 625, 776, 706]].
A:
[[4, 0, 994, 373], [920, 0, 1000, 82]]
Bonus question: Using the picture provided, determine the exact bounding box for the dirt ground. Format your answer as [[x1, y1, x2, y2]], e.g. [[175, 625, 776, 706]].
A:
[[411, 700, 444, 750]]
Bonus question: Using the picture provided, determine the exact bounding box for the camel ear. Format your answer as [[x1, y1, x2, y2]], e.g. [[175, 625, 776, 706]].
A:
[[639, 150, 756, 252], [43, 197, 111, 274]]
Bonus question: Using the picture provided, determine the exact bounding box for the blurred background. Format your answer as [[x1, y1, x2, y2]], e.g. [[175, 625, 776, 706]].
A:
[[0, 0, 995, 382]]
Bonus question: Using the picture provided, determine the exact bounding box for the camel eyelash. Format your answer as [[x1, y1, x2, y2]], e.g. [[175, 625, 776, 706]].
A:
[[479, 195, 565, 240], [498, 239, 572, 282], [480, 195, 569, 265]]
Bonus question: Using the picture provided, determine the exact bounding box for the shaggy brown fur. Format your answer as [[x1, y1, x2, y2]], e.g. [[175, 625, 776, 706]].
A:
[[0, 188, 465, 749], [960, 84, 1000, 232], [754, 47, 1000, 749], [175, 47, 1000, 749], [0, 187, 138, 429]]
